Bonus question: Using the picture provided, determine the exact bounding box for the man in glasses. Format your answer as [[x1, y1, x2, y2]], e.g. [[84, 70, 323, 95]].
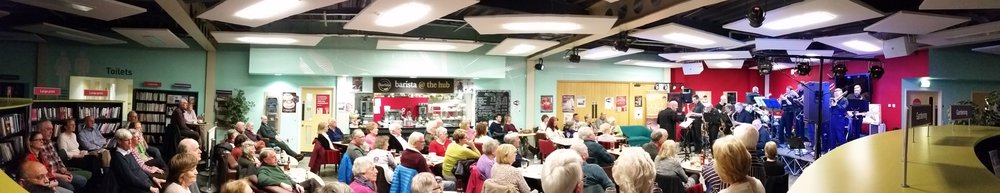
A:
[[19, 161, 72, 193], [33, 120, 88, 191]]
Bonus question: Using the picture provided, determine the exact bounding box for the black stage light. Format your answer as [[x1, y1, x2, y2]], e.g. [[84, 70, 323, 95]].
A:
[[534, 59, 544, 71], [748, 6, 765, 28], [568, 49, 581, 63], [614, 38, 629, 52], [795, 62, 811, 76], [869, 65, 885, 79], [757, 57, 773, 75], [832, 63, 848, 77]]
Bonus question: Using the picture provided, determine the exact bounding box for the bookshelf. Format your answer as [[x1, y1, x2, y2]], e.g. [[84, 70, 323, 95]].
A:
[[30, 100, 125, 139], [1, 98, 32, 168], [133, 89, 198, 147]]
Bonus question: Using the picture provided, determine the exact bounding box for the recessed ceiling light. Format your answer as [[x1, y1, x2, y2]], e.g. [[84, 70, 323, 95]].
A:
[[841, 40, 881, 52], [486, 38, 559, 56], [579, 46, 643, 60], [763, 11, 837, 30], [682, 53, 733, 60], [234, 0, 303, 20], [236, 36, 298, 44], [501, 22, 582, 32], [275, 74, 283, 76], [507, 44, 537, 55], [374, 2, 432, 27], [663, 33, 716, 45], [397, 43, 456, 51], [68, 3, 93, 12], [614, 60, 680, 68]]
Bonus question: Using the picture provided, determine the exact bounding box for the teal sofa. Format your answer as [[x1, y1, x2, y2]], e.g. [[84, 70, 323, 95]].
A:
[[620, 125, 652, 146]]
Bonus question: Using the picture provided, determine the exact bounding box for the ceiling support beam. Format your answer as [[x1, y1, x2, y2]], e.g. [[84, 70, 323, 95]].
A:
[[528, 0, 725, 60], [155, 0, 215, 51]]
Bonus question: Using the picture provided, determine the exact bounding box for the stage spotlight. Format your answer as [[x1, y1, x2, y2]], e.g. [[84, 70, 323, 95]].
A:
[[795, 62, 811, 76], [534, 59, 544, 71], [832, 63, 848, 77], [869, 65, 885, 79], [756, 57, 773, 75], [568, 49, 581, 63], [748, 6, 765, 28], [614, 32, 630, 52]]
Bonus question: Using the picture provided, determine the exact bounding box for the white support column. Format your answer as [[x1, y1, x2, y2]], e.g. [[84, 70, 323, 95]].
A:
[[205, 51, 216, 129]]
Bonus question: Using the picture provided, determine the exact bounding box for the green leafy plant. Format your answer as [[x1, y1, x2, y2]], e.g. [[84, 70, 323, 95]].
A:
[[954, 90, 1000, 126], [219, 89, 254, 129]]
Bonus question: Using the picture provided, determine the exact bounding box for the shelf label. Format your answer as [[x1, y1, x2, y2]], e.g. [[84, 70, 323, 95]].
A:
[[33, 87, 61, 96], [143, 81, 162, 88], [84, 89, 109, 96]]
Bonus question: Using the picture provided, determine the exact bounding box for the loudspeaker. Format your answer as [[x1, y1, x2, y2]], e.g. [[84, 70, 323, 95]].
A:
[[682, 62, 704, 75], [681, 88, 693, 103], [883, 36, 916, 59], [803, 82, 831, 122]]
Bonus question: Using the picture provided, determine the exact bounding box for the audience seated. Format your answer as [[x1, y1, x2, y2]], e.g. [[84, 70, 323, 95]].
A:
[[428, 127, 450, 157], [256, 115, 305, 160], [501, 133, 524, 168], [57, 119, 103, 174], [257, 149, 321, 193], [442, 128, 481, 181], [423, 120, 443, 151], [541, 118, 562, 140], [368, 136, 397, 181], [654, 140, 693, 188], [473, 122, 493, 144], [109, 129, 158, 193], [315, 122, 334, 150], [387, 123, 410, 152], [177, 138, 202, 193], [400, 132, 431, 173], [346, 129, 369, 162], [540, 149, 583, 193], [410, 172, 442, 193], [323, 119, 344, 144], [579, 127, 614, 167], [317, 182, 353, 193], [643, 129, 669, 160], [475, 139, 498, 179], [612, 147, 656, 193], [32, 121, 88, 191], [78, 116, 108, 152], [461, 120, 475, 140], [20, 160, 72, 193], [703, 124, 766, 193], [763, 141, 787, 193], [220, 179, 254, 193], [713, 136, 765, 193], [349, 156, 379, 193], [164, 153, 199, 193], [569, 142, 615, 191], [491, 144, 532, 193], [236, 141, 260, 178], [363, 123, 379, 151], [238, 122, 266, 154], [132, 124, 166, 169], [128, 128, 167, 181]]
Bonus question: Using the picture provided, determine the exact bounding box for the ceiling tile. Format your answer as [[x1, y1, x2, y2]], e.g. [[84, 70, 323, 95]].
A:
[[486, 38, 560, 56], [212, 31, 325, 46], [113, 28, 189, 48], [198, 0, 347, 27], [344, 0, 477, 34], [920, 0, 1000, 10], [14, 23, 125, 45], [813, 32, 883, 55], [10, 0, 145, 21], [631, 23, 744, 49], [723, 0, 883, 37], [464, 14, 617, 34]]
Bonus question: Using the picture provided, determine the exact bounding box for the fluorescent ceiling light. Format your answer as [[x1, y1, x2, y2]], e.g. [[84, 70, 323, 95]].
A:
[[762, 11, 837, 30], [842, 40, 881, 52], [374, 2, 432, 27], [237, 37, 298, 44], [723, 0, 883, 37], [631, 23, 743, 49], [464, 14, 617, 34], [704, 60, 746, 69], [658, 51, 753, 61], [212, 31, 325, 46], [345, 0, 475, 34], [376, 39, 483, 52], [68, 3, 93, 12], [485, 38, 560, 56], [234, 0, 302, 19], [579, 46, 643, 60], [615, 60, 681, 68], [754, 38, 813, 50]]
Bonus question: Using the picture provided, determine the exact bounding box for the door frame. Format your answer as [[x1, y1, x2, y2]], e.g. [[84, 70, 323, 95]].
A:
[[904, 90, 943, 126], [299, 86, 335, 152]]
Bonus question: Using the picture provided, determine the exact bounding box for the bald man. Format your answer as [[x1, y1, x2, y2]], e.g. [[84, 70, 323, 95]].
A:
[[177, 138, 200, 193], [171, 99, 199, 140], [657, 100, 685, 141], [20, 161, 72, 193]]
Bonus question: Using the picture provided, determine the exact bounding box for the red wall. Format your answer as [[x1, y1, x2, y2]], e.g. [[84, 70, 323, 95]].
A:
[[768, 50, 929, 130], [373, 96, 429, 122], [670, 68, 767, 104]]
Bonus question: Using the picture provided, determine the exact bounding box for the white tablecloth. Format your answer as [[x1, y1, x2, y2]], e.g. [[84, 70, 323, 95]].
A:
[[520, 164, 543, 180]]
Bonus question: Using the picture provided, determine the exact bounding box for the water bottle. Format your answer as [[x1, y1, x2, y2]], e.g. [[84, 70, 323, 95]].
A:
[[605, 187, 616, 193]]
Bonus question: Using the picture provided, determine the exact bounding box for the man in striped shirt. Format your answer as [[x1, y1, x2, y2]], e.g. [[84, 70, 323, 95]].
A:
[[37, 120, 89, 191], [702, 123, 767, 193]]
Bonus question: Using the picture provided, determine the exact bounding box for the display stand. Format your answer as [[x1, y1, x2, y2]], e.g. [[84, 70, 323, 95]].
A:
[[133, 89, 199, 147], [30, 100, 124, 138], [0, 98, 31, 169]]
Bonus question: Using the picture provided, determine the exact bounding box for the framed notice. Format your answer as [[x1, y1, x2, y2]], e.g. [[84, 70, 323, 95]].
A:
[[282, 92, 299, 113], [634, 96, 643, 107], [540, 95, 553, 113], [562, 95, 575, 113], [615, 96, 627, 112]]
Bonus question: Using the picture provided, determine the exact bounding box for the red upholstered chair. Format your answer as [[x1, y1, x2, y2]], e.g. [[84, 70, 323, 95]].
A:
[[535, 132, 548, 140], [537, 139, 555, 161], [474, 143, 484, 153], [598, 141, 615, 150], [309, 139, 342, 174]]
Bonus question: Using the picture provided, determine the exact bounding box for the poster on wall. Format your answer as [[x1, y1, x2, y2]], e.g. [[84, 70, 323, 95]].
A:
[[562, 95, 576, 113], [576, 96, 586, 107], [282, 92, 299, 113], [615, 96, 627, 112], [604, 97, 613, 109], [540, 95, 553, 113], [455, 79, 475, 93], [316, 94, 330, 114], [352, 77, 362, 92], [266, 97, 278, 114], [634, 96, 643, 107]]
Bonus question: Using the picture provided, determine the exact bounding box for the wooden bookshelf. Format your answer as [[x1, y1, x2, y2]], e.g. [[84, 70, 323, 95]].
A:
[[30, 100, 125, 139], [133, 89, 198, 147], [0, 98, 32, 168]]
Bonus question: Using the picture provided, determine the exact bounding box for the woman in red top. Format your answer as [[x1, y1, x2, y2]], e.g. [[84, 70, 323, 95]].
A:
[[503, 115, 518, 133], [428, 128, 451, 156], [25, 132, 71, 183]]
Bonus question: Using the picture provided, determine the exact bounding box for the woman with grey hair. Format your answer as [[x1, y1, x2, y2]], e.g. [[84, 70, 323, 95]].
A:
[[236, 141, 259, 178], [541, 149, 584, 193], [475, 139, 500, 179], [349, 156, 378, 193], [317, 182, 353, 193], [655, 140, 693, 188], [613, 147, 656, 193], [410, 172, 442, 193]]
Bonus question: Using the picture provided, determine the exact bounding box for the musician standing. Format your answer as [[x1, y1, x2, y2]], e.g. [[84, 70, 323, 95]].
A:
[[826, 88, 849, 153], [845, 85, 870, 142], [688, 95, 707, 152], [779, 86, 803, 144], [703, 100, 723, 147], [657, 101, 685, 141]]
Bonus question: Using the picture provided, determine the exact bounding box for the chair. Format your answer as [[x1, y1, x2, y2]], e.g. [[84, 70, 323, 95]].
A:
[[620, 125, 652, 146], [764, 174, 789, 193], [654, 174, 687, 193], [602, 166, 614, 183], [474, 143, 484, 153], [375, 166, 390, 193], [309, 139, 341, 174], [482, 179, 518, 193], [598, 141, 615, 150], [537, 139, 555, 161], [464, 165, 484, 193]]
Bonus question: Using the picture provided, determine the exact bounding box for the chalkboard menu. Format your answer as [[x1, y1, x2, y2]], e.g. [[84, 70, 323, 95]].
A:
[[476, 90, 510, 122]]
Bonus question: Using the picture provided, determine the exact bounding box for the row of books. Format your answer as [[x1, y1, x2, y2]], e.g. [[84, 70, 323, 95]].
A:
[[78, 107, 121, 120], [138, 113, 166, 123], [0, 136, 25, 165], [144, 135, 165, 144], [96, 123, 122, 135], [135, 102, 166, 112], [135, 92, 168, 102], [30, 107, 72, 121], [142, 124, 166, 134], [0, 113, 26, 137]]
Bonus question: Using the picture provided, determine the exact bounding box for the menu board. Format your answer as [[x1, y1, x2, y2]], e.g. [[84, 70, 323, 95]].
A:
[[476, 90, 510, 122]]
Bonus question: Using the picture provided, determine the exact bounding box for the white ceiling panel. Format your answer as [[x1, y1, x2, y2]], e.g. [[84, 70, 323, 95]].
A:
[[916, 20, 1000, 46], [631, 23, 744, 49], [14, 23, 125, 44], [658, 51, 753, 61], [920, 0, 1000, 10], [751, 62, 795, 70], [112, 28, 189, 48], [579, 46, 644, 60], [464, 14, 617, 34], [754, 38, 813, 50], [0, 32, 46, 42], [972, 45, 1000, 55], [486, 38, 560, 56], [212, 32, 325, 46], [723, 0, 883, 37], [198, 0, 347, 27], [813, 32, 883, 55], [10, 0, 145, 21], [786, 50, 835, 57], [704, 60, 746, 69], [376, 39, 483, 52], [614, 60, 682, 68], [345, 0, 477, 34], [864, 11, 969, 35]]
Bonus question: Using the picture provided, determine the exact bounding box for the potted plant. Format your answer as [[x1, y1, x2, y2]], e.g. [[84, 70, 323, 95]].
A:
[[219, 89, 254, 130]]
